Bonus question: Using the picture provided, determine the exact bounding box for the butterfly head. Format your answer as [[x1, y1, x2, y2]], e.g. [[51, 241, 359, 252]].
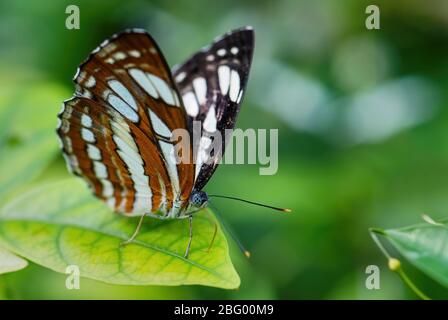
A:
[[189, 190, 208, 208]]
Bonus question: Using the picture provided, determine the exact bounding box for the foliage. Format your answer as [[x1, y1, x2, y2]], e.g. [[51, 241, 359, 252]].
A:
[[371, 219, 448, 298], [0, 179, 240, 289], [1, 0, 448, 299]]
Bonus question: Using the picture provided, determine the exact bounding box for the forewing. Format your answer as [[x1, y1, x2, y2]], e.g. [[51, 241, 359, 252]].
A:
[[57, 29, 194, 216], [173, 27, 254, 191]]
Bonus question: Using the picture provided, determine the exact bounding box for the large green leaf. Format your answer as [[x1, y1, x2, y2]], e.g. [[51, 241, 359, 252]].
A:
[[0, 246, 28, 274], [0, 179, 240, 289], [381, 222, 448, 288]]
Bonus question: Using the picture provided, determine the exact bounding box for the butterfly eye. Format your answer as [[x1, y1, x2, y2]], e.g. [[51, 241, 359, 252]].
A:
[[190, 191, 208, 207]]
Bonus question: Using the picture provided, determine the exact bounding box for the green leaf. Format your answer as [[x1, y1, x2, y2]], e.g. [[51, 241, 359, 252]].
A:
[[0, 246, 28, 274], [0, 179, 240, 289], [380, 222, 448, 288]]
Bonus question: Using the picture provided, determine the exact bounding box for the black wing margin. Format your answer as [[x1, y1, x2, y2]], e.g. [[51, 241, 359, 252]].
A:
[[172, 26, 254, 191]]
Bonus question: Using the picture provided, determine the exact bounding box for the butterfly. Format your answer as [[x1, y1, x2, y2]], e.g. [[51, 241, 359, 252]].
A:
[[57, 27, 256, 257]]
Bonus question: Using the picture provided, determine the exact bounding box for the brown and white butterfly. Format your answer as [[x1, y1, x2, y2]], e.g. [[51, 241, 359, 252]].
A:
[[57, 27, 254, 256]]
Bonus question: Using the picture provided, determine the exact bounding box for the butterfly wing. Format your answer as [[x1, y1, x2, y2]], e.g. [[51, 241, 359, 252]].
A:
[[172, 27, 254, 191], [57, 29, 194, 217]]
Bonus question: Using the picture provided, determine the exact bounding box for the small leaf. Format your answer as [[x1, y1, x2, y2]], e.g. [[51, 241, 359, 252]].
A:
[[0, 179, 240, 289], [381, 222, 448, 288], [0, 245, 28, 274]]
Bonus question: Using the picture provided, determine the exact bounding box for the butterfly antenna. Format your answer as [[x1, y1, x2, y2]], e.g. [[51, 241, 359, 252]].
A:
[[208, 195, 292, 213], [208, 202, 251, 258]]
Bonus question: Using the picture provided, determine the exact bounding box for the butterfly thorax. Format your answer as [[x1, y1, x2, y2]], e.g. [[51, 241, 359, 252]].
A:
[[148, 191, 208, 220]]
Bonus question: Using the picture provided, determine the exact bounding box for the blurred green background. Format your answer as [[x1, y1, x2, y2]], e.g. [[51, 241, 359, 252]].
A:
[[1, 0, 448, 299]]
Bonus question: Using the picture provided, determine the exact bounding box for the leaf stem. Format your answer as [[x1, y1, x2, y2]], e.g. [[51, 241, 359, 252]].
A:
[[396, 268, 430, 300], [368, 228, 431, 300], [369, 228, 391, 259]]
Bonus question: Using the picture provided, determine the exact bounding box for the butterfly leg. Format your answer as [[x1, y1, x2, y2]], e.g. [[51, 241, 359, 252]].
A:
[[184, 215, 193, 258], [120, 213, 147, 247]]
